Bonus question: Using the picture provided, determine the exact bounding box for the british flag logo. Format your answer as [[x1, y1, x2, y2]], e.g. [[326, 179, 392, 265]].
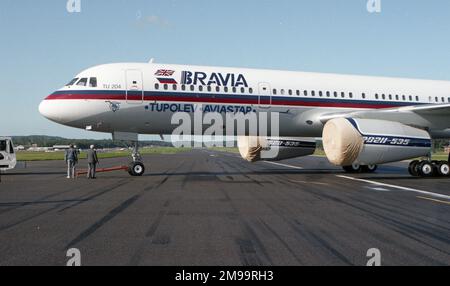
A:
[[155, 69, 177, 84]]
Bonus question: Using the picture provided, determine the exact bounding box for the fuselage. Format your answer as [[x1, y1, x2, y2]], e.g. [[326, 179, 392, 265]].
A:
[[39, 62, 450, 138]]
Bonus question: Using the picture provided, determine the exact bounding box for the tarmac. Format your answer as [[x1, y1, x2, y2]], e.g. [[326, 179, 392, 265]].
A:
[[0, 149, 449, 265]]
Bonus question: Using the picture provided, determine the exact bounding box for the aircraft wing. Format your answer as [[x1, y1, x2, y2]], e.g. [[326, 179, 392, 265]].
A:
[[319, 103, 450, 130], [399, 103, 450, 115]]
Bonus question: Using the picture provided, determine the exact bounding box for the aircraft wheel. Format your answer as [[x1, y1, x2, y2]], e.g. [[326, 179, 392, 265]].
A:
[[129, 162, 145, 176], [362, 164, 378, 173], [408, 160, 420, 177], [437, 161, 450, 177], [418, 161, 434, 177], [343, 163, 362, 173]]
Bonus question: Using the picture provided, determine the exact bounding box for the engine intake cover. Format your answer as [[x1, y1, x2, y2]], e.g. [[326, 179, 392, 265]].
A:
[[323, 118, 431, 166], [237, 136, 316, 162]]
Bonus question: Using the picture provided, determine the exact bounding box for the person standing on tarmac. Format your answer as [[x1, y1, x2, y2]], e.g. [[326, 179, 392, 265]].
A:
[[65, 144, 78, 179], [86, 145, 99, 179]]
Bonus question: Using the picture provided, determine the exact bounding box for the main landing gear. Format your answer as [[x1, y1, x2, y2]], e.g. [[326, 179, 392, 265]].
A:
[[342, 163, 378, 173], [408, 160, 449, 177], [128, 142, 145, 176]]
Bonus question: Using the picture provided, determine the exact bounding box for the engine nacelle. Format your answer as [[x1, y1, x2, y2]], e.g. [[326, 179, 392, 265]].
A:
[[237, 136, 316, 162], [322, 118, 431, 166]]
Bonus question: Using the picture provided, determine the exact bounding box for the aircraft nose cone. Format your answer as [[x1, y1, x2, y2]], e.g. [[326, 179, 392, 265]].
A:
[[39, 99, 60, 122]]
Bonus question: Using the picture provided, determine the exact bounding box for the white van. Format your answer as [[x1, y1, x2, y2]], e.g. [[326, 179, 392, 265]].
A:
[[0, 137, 17, 170]]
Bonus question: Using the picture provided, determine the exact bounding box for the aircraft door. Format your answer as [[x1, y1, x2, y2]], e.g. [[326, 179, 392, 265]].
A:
[[258, 82, 272, 108], [125, 70, 144, 103]]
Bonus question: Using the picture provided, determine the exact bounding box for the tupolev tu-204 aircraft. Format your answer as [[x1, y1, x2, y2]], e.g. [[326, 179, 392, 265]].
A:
[[39, 61, 450, 177]]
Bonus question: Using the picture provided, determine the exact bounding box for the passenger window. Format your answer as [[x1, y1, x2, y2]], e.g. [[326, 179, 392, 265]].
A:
[[164, 84, 168, 90], [273, 89, 277, 95], [249, 88, 253, 94], [241, 87, 245, 93], [207, 86, 212, 92], [409, 95, 413, 101], [311, 91, 315, 96], [190, 85, 195, 91], [349, 92, 353, 98], [388, 94, 392, 100], [319, 91, 323, 97], [382, 94, 386, 100], [289, 89, 293, 96], [280, 89, 285, 95], [154, 83, 159, 90], [76, 78, 88, 86], [296, 90, 300, 96], [304, 90, 308, 96], [199, 86, 203, 92], [66, 78, 79, 86], [89, 77, 97, 87], [181, 84, 186, 91], [362, 93, 366, 99], [334, 91, 338, 97], [341, 92, 345, 98], [224, 87, 229, 92], [216, 86, 220, 92], [326, 91, 330, 97], [375, 93, 379, 99], [416, 96, 419, 101], [172, 84, 177, 91]]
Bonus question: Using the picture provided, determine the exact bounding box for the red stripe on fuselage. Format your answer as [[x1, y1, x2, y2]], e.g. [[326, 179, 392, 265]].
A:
[[44, 93, 396, 109]]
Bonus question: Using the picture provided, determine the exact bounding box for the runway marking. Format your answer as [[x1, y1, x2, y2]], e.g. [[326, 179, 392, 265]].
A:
[[367, 187, 391, 192], [337, 175, 450, 200], [263, 161, 303, 170], [288, 179, 329, 186], [417, 196, 450, 206]]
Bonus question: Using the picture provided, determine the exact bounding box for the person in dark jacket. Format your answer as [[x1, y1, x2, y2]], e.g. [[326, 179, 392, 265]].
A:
[[64, 144, 78, 179], [86, 145, 99, 179]]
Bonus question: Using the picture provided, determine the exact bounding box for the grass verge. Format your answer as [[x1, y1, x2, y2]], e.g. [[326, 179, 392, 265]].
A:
[[16, 147, 191, 161]]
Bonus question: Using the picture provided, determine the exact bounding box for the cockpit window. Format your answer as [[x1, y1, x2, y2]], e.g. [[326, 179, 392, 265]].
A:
[[76, 78, 88, 86], [89, 77, 97, 87], [0, 140, 6, 152], [66, 78, 79, 86]]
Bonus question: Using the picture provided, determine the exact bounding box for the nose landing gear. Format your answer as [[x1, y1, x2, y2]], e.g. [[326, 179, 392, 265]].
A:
[[128, 142, 145, 176]]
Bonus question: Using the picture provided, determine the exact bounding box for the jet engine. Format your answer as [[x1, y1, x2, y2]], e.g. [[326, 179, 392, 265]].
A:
[[237, 136, 316, 162], [322, 118, 431, 166]]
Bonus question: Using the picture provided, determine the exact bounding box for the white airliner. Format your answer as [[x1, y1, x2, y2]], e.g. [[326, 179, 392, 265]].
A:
[[39, 61, 450, 177]]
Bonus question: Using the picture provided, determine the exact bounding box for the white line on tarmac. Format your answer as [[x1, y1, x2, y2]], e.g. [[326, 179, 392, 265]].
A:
[[337, 175, 450, 201], [288, 179, 329, 186], [264, 161, 304, 170]]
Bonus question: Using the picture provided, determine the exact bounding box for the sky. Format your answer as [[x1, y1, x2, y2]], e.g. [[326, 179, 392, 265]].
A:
[[1, 0, 450, 139]]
